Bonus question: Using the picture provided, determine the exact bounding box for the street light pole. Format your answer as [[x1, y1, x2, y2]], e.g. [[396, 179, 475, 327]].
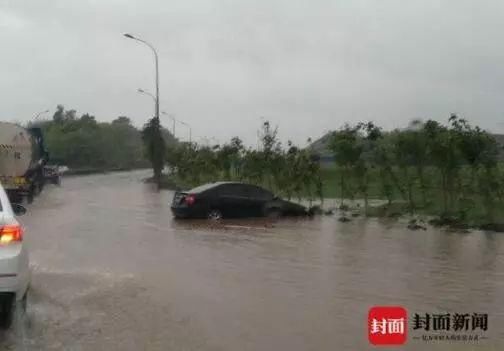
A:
[[138, 88, 157, 115], [124, 34, 159, 121], [179, 121, 192, 143], [137, 88, 156, 102], [161, 112, 177, 138], [124, 33, 165, 187]]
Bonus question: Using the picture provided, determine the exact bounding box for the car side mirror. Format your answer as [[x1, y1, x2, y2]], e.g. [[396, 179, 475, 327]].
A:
[[11, 203, 27, 216]]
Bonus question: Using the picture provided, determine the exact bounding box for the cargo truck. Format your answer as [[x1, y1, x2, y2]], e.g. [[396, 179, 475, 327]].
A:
[[0, 122, 49, 203]]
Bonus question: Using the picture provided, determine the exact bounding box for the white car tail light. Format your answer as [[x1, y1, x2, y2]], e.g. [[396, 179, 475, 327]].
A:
[[0, 224, 23, 244]]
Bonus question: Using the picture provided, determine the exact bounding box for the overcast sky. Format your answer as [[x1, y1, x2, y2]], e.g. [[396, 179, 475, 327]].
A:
[[1, 0, 503, 145]]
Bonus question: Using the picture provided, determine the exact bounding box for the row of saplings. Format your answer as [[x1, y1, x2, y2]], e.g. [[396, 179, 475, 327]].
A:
[[328, 115, 504, 232], [165, 121, 323, 206], [158, 116, 503, 231]]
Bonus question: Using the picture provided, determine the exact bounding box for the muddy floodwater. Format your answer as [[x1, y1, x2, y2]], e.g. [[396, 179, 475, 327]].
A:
[[1, 170, 504, 350]]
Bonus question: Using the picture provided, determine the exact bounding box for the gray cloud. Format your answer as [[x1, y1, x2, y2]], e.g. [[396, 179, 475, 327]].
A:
[[1, 0, 503, 145]]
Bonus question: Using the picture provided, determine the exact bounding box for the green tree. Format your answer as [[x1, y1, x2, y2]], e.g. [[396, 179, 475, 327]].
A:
[[423, 118, 460, 215], [258, 121, 282, 189], [329, 124, 362, 206], [39, 106, 156, 170], [52, 105, 65, 123], [142, 117, 166, 185]]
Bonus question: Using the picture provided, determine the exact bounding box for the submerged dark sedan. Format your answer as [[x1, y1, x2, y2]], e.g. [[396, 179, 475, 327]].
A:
[[171, 182, 307, 219]]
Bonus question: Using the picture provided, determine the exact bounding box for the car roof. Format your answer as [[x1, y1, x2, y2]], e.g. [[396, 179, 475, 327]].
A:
[[188, 181, 256, 194]]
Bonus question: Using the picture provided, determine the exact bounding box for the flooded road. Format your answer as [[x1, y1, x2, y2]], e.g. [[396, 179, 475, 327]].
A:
[[2, 170, 504, 350]]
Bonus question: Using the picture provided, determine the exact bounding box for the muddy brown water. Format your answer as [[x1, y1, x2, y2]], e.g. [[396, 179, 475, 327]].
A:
[[1, 170, 504, 350]]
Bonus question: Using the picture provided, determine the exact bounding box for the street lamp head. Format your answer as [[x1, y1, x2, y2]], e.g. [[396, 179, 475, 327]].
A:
[[123, 33, 135, 39], [137, 88, 145, 93]]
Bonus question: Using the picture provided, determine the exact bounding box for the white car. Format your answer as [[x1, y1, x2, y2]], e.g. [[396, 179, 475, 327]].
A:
[[0, 183, 29, 328]]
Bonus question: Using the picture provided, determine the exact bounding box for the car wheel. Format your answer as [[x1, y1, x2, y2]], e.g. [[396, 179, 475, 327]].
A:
[[207, 209, 223, 220]]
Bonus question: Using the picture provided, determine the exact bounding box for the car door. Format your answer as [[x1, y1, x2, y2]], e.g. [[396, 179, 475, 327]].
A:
[[246, 185, 274, 216], [217, 184, 251, 218]]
